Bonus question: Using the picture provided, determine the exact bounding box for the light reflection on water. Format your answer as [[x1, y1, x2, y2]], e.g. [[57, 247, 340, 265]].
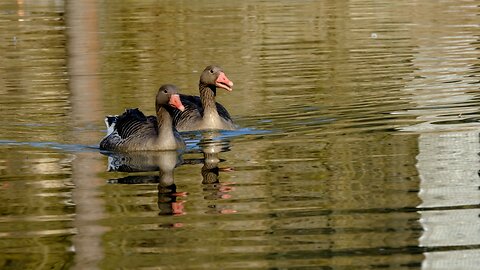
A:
[[0, 0, 480, 269]]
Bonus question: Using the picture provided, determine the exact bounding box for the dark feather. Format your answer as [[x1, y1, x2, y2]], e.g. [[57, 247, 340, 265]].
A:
[[115, 108, 157, 139], [173, 94, 233, 130], [106, 116, 117, 127]]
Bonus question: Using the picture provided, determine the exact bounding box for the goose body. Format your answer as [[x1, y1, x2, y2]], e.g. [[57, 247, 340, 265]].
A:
[[173, 65, 236, 131], [100, 85, 186, 152]]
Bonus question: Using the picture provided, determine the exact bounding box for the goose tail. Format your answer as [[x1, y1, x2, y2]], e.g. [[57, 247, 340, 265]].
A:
[[104, 115, 118, 136]]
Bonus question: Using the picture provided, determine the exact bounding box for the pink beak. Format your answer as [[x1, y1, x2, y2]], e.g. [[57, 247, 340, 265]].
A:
[[169, 94, 185, 111], [215, 72, 234, 91]]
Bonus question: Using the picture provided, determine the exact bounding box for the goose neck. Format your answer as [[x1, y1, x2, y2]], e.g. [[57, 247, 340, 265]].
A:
[[199, 84, 218, 116]]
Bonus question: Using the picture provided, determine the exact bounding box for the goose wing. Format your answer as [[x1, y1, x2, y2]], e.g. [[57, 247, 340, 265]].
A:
[[173, 95, 202, 125], [115, 108, 157, 139]]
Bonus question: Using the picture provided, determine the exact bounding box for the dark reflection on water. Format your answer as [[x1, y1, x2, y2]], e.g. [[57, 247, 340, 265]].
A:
[[1, 0, 480, 269], [105, 132, 235, 217], [105, 150, 185, 216]]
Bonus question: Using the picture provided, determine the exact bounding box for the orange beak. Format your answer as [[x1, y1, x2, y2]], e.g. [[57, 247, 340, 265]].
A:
[[169, 94, 185, 111], [215, 72, 233, 91]]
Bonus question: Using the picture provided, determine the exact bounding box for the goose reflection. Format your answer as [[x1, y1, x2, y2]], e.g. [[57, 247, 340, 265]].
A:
[[103, 131, 236, 215], [195, 131, 236, 213], [105, 150, 186, 216]]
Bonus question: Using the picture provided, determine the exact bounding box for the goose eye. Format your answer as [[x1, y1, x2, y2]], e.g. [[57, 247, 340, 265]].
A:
[[209, 69, 214, 74], [163, 89, 168, 93]]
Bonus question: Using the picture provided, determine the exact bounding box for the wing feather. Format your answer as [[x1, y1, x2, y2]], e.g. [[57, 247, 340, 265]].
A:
[[173, 94, 233, 129], [116, 108, 156, 139]]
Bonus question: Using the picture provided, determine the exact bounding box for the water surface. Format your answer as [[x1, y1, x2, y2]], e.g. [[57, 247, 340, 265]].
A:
[[1, 0, 480, 269]]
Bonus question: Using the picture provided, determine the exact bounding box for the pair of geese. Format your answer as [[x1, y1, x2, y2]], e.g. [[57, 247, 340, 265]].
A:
[[100, 65, 235, 152]]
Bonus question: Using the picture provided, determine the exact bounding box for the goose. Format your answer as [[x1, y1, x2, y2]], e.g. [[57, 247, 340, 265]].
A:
[[100, 84, 185, 151], [173, 65, 236, 131]]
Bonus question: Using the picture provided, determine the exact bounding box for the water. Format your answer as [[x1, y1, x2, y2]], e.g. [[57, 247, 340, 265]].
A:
[[1, 0, 480, 269]]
